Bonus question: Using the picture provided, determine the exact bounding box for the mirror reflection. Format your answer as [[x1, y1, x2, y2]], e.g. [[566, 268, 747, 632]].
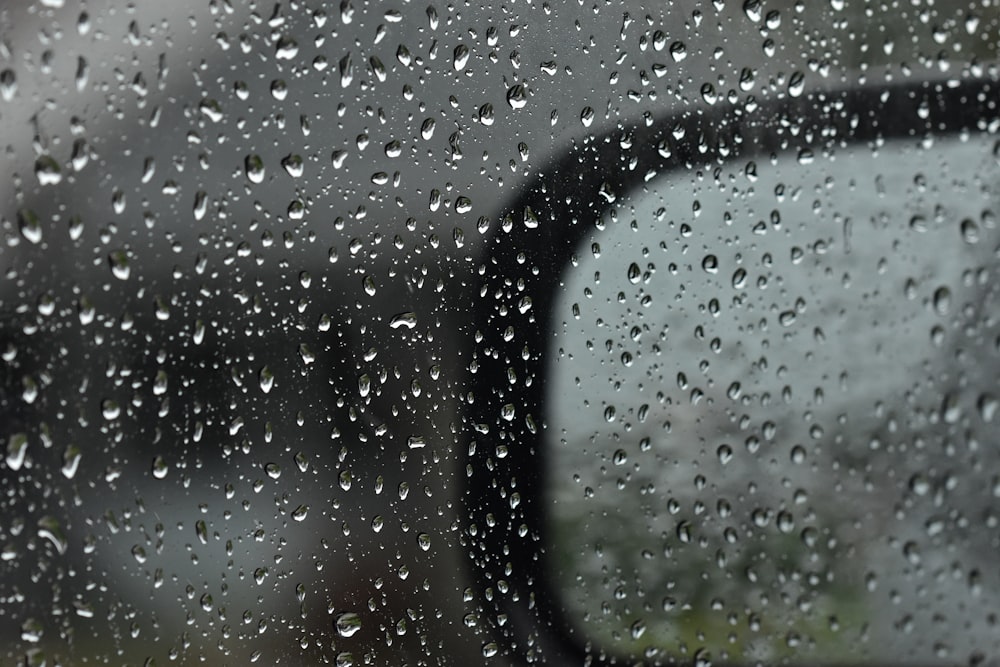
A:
[[547, 135, 1000, 663]]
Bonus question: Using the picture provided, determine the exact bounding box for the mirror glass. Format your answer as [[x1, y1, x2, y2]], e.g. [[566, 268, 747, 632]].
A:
[[547, 134, 1000, 663]]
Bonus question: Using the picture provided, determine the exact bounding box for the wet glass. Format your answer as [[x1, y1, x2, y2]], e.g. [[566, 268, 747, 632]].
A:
[[547, 135, 1000, 663], [1, 0, 998, 664]]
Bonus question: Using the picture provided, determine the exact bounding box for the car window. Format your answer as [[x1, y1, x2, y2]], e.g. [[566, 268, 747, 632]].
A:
[[1, 0, 998, 665]]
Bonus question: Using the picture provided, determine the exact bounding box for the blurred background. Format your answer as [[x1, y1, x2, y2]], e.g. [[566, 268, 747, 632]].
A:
[[1, 0, 998, 664]]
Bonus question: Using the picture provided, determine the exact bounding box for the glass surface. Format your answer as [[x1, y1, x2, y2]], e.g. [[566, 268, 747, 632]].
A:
[[548, 136, 1000, 663], [0, 0, 997, 664]]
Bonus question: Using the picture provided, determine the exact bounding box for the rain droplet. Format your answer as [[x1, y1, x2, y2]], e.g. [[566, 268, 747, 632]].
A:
[[292, 505, 309, 521], [18, 209, 43, 244], [299, 343, 315, 364], [788, 71, 805, 97], [335, 612, 362, 638], [275, 36, 299, 59], [960, 218, 979, 244], [281, 154, 304, 178], [669, 41, 687, 62], [420, 118, 436, 140], [61, 444, 81, 479], [978, 393, 998, 422], [101, 399, 121, 420], [151, 455, 168, 479], [506, 84, 527, 109], [0, 69, 16, 101], [6, 433, 28, 471], [478, 103, 495, 126], [259, 366, 274, 393], [453, 44, 470, 71], [627, 262, 641, 284], [580, 106, 595, 127], [932, 286, 951, 315], [717, 444, 733, 465], [35, 156, 62, 186], [384, 140, 402, 158], [108, 250, 130, 280], [195, 519, 208, 545], [193, 190, 208, 221], [389, 312, 417, 329], [37, 516, 67, 555]]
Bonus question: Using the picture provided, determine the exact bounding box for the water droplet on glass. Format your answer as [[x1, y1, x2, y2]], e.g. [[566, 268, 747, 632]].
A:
[[389, 312, 417, 329], [259, 366, 274, 393], [6, 433, 28, 471], [978, 393, 998, 423], [788, 71, 805, 97], [18, 209, 43, 244], [281, 154, 304, 178], [478, 103, 495, 126], [108, 250, 130, 280], [779, 310, 797, 327], [932, 286, 951, 315], [453, 44, 470, 71], [299, 343, 315, 365], [580, 106, 595, 127], [384, 140, 402, 158], [101, 399, 121, 420], [199, 98, 223, 122], [717, 443, 733, 465], [193, 190, 208, 221], [669, 41, 687, 62], [506, 84, 527, 109], [627, 262, 641, 284], [275, 36, 299, 59], [0, 69, 16, 101], [960, 218, 980, 244], [37, 516, 67, 555], [62, 444, 81, 479], [336, 612, 362, 638], [151, 455, 168, 479], [195, 519, 208, 545], [420, 118, 436, 140], [35, 156, 62, 186]]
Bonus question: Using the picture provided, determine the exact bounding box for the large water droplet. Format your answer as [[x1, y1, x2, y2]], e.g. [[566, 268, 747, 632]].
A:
[[506, 84, 527, 110], [389, 312, 417, 329], [336, 612, 362, 638], [453, 44, 470, 71]]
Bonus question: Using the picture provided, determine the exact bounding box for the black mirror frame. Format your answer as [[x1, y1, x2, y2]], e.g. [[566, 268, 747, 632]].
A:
[[462, 77, 1000, 665]]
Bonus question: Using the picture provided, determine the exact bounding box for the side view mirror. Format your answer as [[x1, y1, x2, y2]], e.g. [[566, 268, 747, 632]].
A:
[[465, 78, 1000, 665]]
